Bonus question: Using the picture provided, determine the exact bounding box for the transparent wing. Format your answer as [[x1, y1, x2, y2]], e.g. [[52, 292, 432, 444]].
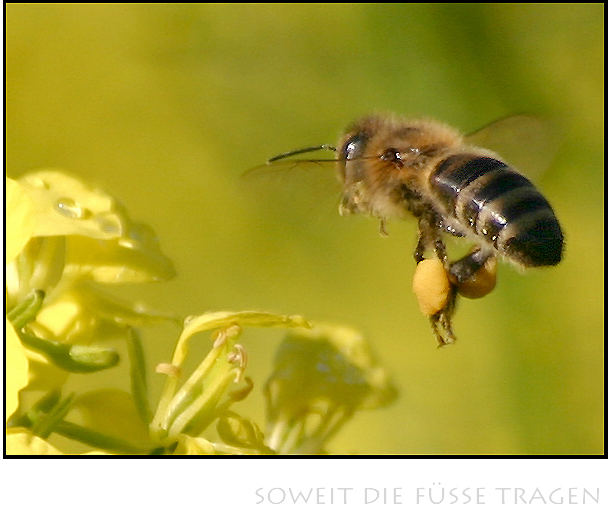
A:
[[240, 158, 343, 221], [241, 158, 340, 181], [465, 114, 561, 179]]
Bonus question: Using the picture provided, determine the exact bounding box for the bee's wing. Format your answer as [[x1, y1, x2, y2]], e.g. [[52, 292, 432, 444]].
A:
[[465, 114, 560, 178], [241, 158, 343, 218], [241, 158, 340, 180]]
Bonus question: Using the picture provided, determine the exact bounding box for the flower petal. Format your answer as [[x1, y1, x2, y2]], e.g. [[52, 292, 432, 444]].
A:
[[17, 171, 175, 283], [63, 225, 175, 283], [173, 311, 310, 366], [173, 435, 217, 455], [6, 319, 30, 418], [5, 427, 63, 455], [18, 171, 123, 240], [33, 279, 177, 343], [6, 178, 36, 263], [264, 323, 397, 453], [268, 323, 397, 411]]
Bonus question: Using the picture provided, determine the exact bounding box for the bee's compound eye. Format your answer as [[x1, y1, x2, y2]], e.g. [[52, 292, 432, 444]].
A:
[[341, 133, 367, 161], [412, 258, 451, 316]]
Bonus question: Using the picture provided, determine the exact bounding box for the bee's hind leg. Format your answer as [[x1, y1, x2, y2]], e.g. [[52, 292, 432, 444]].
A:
[[428, 248, 497, 346], [448, 247, 493, 284]]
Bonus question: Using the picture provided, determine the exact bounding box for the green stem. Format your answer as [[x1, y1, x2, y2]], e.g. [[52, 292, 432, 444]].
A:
[[31, 393, 75, 439], [127, 327, 151, 424], [54, 420, 149, 454]]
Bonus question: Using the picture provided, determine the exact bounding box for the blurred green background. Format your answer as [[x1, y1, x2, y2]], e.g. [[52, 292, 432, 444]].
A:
[[7, 4, 603, 455]]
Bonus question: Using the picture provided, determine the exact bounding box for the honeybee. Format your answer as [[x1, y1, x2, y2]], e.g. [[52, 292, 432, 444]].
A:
[[260, 114, 564, 345]]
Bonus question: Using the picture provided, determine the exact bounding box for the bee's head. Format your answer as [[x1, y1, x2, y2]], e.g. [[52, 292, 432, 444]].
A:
[[337, 115, 389, 184], [337, 132, 368, 181], [339, 114, 416, 188]]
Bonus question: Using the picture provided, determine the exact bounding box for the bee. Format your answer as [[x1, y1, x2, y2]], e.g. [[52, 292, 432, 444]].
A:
[[261, 114, 564, 345]]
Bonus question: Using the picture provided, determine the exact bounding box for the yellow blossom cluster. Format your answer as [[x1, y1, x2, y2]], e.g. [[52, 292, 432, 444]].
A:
[[6, 171, 396, 455]]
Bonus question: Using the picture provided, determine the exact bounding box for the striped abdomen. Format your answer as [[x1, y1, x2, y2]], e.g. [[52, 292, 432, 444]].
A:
[[429, 154, 563, 266]]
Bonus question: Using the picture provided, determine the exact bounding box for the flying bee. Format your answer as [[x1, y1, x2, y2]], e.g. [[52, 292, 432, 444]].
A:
[[257, 114, 564, 345]]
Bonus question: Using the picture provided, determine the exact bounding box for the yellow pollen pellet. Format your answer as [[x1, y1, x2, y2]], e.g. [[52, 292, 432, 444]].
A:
[[412, 258, 451, 316]]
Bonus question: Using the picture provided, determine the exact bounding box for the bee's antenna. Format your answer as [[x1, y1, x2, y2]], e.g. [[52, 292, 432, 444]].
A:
[[267, 144, 337, 163]]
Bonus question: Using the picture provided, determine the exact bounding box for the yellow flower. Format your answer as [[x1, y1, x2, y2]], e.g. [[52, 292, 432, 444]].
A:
[[9, 170, 172, 283], [5, 170, 176, 453], [32, 279, 177, 344], [34, 169, 174, 283], [6, 171, 176, 375], [151, 311, 310, 446], [6, 170, 175, 310], [5, 170, 396, 457], [264, 323, 397, 454]]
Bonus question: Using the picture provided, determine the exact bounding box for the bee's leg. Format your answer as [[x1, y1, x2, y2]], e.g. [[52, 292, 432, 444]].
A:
[[433, 238, 448, 265], [414, 233, 427, 263], [448, 247, 493, 284], [428, 249, 497, 346], [378, 218, 389, 237], [414, 217, 438, 263], [430, 296, 456, 347], [430, 252, 457, 346], [413, 218, 457, 345]]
